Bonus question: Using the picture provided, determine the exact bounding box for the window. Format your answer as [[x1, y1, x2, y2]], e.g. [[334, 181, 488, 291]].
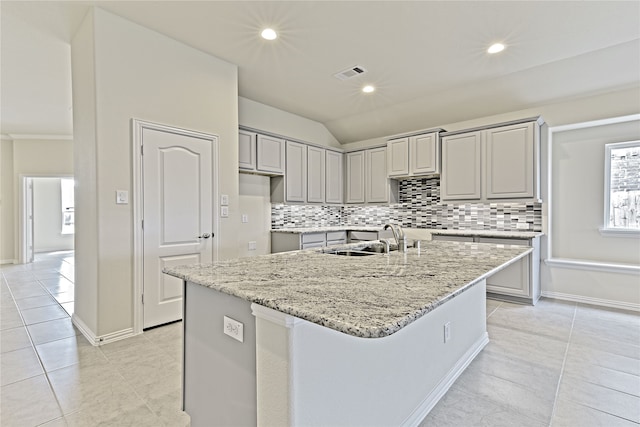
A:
[[603, 140, 640, 233], [61, 178, 74, 235]]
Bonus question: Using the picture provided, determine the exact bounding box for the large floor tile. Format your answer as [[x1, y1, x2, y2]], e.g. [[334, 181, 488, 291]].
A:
[[488, 303, 574, 341], [27, 317, 81, 345], [453, 362, 555, 424], [558, 374, 640, 423], [8, 282, 48, 299], [552, 398, 639, 427], [52, 290, 75, 304], [566, 341, 640, 377], [570, 328, 640, 360], [0, 374, 62, 426], [14, 293, 57, 310], [0, 346, 43, 386], [575, 303, 640, 325], [39, 277, 74, 294], [486, 324, 567, 370], [21, 303, 69, 325], [145, 387, 190, 427], [36, 335, 107, 372], [563, 360, 640, 397], [0, 306, 23, 330], [64, 402, 162, 427], [0, 326, 32, 353], [422, 385, 546, 427]]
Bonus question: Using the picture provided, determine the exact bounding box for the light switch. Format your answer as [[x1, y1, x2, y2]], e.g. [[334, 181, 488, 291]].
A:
[[220, 194, 229, 206], [241, 214, 249, 223], [116, 190, 128, 204], [221, 206, 229, 217]]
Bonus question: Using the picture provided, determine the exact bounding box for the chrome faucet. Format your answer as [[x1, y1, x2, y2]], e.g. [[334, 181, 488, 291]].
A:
[[383, 224, 407, 252]]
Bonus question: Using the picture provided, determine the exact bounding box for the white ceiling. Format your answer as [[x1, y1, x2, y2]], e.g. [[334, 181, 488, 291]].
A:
[[1, 1, 639, 143]]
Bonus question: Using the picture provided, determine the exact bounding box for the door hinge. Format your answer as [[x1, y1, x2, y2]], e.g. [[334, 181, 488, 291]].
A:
[[141, 294, 144, 304], [141, 145, 144, 155], [141, 219, 144, 230]]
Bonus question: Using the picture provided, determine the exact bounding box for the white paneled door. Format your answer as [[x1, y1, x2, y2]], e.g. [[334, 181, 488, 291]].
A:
[[141, 125, 215, 329]]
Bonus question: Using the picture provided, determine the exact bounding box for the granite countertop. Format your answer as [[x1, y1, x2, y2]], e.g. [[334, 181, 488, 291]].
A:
[[164, 240, 531, 339], [271, 226, 543, 239], [428, 229, 544, 239], [271, 226, 386, 234]]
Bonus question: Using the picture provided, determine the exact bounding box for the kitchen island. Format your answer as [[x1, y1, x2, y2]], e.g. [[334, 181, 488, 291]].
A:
[[164, 240, 532, 426]]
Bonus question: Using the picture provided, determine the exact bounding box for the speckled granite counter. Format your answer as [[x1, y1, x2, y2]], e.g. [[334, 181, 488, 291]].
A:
[[271, 226, 386, 234], [164, 240, 531, 338], [427, 229, 543, 239]]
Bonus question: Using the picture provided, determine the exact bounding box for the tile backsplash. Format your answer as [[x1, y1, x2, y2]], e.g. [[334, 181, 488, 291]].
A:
[[272, 177, 542, 232]]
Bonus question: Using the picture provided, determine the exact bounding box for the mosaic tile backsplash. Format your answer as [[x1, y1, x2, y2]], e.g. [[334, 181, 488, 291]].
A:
[[272, 177, 543, 232]]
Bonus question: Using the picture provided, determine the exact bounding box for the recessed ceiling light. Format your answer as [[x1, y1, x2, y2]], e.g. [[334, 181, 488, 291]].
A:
[[261, 28, 277, 41], [487, 43, 505, 54], [362, 85, 375, 93]]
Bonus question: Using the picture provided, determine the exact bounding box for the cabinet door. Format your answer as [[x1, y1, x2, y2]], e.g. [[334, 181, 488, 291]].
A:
[[257, 134, 285, 174], [325, 150, 343, 204], [411, 133, 439, 175], [387, 138, 409, 177], [441, 132, 482, 200], [307, 146, 326, 203], [238, 130, 256, 171], [366, 147, 389, 203], [285, 141, 307, 202], [485, 122, 535, 199], [345, 151, 365, 203]]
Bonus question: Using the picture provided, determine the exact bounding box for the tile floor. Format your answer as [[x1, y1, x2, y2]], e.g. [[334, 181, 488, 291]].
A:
[[1, 252, 639, 426]]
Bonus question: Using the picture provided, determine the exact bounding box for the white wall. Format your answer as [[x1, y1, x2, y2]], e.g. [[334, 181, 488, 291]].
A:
[[342, 86, 640, 308], [72, 7, 239, 338], [0, 139, 74, 263], [239, 97, 340, 149], [33, 178, 74, 253], [238, 174, 271, 257]]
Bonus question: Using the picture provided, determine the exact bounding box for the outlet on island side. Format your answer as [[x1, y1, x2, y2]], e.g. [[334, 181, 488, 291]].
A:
[[223, 316, 244, 342], [248, 241, 257, 251], [444, 322, 451, 343]]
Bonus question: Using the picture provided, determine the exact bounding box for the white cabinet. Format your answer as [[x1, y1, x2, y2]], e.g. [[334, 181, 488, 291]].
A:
[[347, 148, 397, 204], [440, 118, 541, 201], [307, 146, 326, 203], [387, 138, 409, 176], [431, 234, 540, 304], [345, 151, 366, 203], [325, 150, 343, 204], [441, 132, 482, 201], [366, 147, 389, 203], [271, 231, 348, 253], [387, 131, 440, 178], [239, 130, 285, 175], [285, 141, 307, 202], [239, 130, 256, 170], [485, 122, 535, 199]]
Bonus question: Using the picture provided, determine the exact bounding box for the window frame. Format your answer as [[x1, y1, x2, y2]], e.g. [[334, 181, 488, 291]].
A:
[[601, 139, 640, 236]]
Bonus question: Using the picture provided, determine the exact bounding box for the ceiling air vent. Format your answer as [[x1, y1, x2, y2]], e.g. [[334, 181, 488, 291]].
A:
[[333, 65, 367, 81]]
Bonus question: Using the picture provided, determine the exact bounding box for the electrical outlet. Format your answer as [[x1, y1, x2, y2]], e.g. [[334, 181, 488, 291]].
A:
[[248, 241, 257, 250], [444, 322, 451, 343], [223, 316, 244, 342]]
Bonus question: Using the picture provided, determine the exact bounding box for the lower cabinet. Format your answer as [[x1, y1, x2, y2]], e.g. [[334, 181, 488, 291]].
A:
[[431, 234, 540, 304], [271, 231, 348, 253]]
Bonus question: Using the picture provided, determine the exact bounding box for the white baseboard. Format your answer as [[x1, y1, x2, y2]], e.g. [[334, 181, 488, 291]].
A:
[[72, 313, 138, 346], [0, 259, 17, 265], [541, 291, 640, 312], [402, 332, 490, 426]]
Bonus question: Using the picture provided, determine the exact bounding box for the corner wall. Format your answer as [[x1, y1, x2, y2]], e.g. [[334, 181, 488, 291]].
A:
[[71, 7, 239, 338]]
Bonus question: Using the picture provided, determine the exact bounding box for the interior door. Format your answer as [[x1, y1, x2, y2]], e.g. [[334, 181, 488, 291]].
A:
[[142, 126, 214, 329]]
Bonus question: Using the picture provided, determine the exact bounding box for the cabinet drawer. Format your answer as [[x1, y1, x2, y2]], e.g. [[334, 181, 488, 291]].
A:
[[348, 231, 379, 242], [326, 231, 347, 241], [302, 233, 326, 244]]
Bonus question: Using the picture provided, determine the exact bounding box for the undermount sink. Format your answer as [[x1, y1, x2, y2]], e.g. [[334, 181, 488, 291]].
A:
[[325, 250, 378, 256]]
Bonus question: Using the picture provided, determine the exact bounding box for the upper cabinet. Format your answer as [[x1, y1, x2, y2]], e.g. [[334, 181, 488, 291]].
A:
[[346, 147, 398, 204], [387, 131, 441, 178], [441, 118, 542, 202], [306, 146, 326, 203], [325, 150, 343, 204], [239, 130, 285, 175], [285, 141, 307, 202]]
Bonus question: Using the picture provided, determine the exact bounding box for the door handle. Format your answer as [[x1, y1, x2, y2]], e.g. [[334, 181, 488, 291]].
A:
[[198, 233, 212, 239]]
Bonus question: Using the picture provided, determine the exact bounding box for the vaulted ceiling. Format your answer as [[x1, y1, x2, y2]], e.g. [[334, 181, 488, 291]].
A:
[[2, 1, 639, 143]]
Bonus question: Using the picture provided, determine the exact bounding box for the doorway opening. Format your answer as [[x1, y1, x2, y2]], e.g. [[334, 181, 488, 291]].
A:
[[20, 175, 75, 263]]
